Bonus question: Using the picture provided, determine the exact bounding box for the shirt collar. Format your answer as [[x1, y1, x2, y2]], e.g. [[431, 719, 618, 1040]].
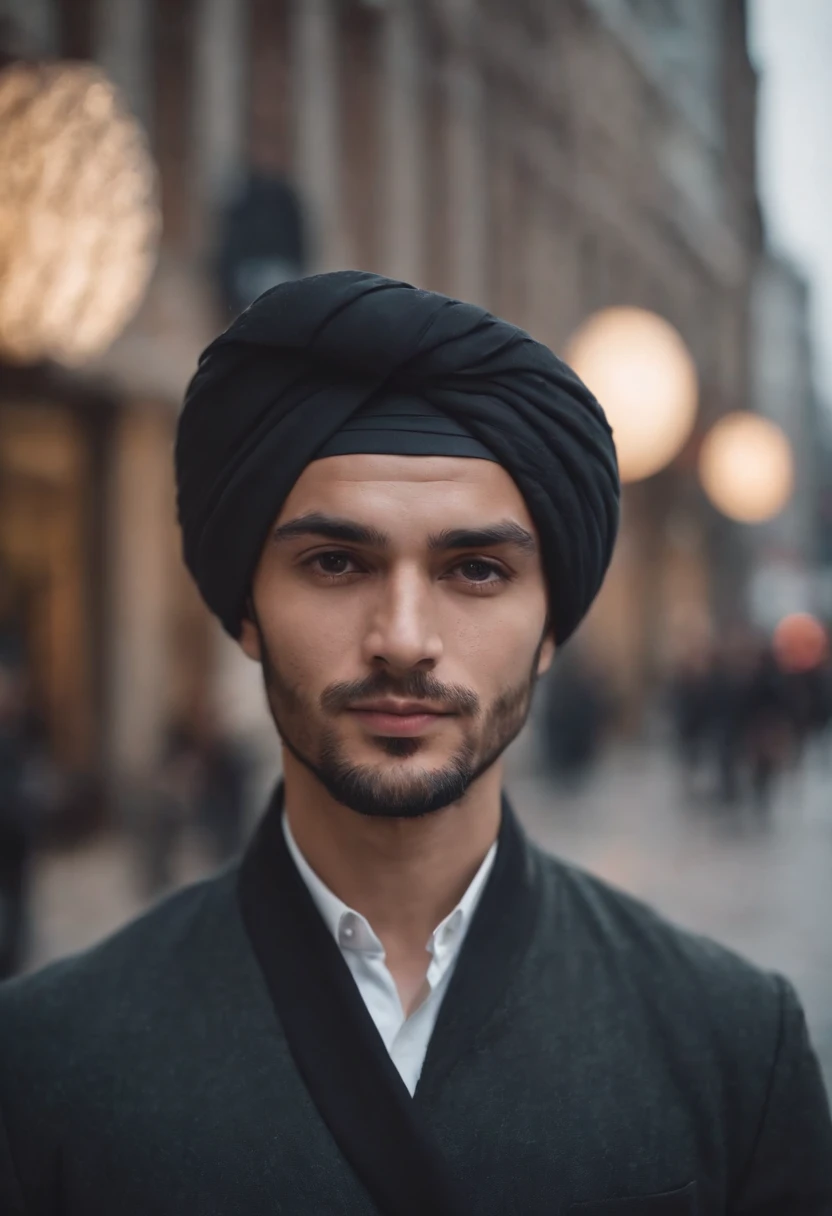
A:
[[282, 811, 498, 961]]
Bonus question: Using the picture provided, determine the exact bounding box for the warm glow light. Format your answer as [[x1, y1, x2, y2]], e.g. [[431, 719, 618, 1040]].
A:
[[0, 61, 160, 366], [698, 412, 794, 523], [773, 613, 829, 673], [565, 307, 698, 483]]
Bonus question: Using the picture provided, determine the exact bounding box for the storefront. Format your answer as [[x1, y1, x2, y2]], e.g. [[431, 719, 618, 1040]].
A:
[[0, 368, 113, 827], [0, 363, 214, 833]]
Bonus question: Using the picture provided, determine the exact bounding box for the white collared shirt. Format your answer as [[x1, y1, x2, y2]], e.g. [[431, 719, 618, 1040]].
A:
[[282, 813, 497, 1096]]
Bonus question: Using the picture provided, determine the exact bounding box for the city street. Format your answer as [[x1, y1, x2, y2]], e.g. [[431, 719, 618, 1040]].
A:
[[25, 743, 832, 1093]]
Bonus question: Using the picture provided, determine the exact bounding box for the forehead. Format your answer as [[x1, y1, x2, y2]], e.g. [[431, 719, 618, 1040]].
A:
[[277, 453, 535, 532]]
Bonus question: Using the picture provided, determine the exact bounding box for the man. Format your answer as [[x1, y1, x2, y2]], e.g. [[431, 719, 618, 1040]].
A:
[[0, 272, 830, 1215]]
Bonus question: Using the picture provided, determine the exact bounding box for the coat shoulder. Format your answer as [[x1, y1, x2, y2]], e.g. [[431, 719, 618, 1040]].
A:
[[532, 844, 787, 1027], [0, 867, 241, 1055]]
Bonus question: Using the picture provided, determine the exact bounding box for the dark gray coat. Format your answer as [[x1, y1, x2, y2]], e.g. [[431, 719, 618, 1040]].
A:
[[0, 800, 830, 1215]]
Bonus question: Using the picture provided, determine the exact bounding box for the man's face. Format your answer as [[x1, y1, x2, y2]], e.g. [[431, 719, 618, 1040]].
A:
[[240, 453, 555, 817]]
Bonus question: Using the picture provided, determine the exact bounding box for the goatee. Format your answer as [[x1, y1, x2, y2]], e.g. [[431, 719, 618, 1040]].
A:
[[258, 636, 544, 819]]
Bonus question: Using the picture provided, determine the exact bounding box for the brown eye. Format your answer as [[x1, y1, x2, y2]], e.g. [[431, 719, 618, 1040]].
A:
[[308, 552, 355, 573], [457, 559, 502, 583], [300, 550, 363, 579], [316, 553, 353, 575]]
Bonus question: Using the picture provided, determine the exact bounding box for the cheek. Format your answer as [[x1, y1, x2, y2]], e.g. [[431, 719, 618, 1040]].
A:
[[441, 595, 547, 679], [258, 586, 364, 681]]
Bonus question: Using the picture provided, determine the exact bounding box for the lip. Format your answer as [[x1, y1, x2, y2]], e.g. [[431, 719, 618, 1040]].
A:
[[347, 701, 453, 738], [350, 700, 450, 716]]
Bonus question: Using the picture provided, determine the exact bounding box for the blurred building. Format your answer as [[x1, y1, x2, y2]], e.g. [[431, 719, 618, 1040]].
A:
[[559, 0, 763, 703], [806, 401, 832, 626], [748, 252, 828, 628], [0, 0, 764, 819]]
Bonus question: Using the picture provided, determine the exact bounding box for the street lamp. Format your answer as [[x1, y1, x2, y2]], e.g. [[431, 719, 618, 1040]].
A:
[[0, 60, 160, 366], [565, 306, 698, 483], [698, 412, 794, 523]]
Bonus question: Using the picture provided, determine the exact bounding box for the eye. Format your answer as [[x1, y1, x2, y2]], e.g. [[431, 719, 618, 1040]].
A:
[[304, 551, 363, 578], [453, 559, 507, 585]]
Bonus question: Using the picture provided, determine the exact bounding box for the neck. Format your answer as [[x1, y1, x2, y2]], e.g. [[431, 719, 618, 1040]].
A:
[[282, 752, 502, 996]]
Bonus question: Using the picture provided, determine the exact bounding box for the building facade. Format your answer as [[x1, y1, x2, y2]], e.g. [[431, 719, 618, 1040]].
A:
[[0, 0, 763, 813], [749, 252, 831, 628]]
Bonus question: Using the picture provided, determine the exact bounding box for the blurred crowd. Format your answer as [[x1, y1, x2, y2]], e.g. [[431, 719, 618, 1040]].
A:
[[537, 616, 832, 811], [668, 622, 832, 809]]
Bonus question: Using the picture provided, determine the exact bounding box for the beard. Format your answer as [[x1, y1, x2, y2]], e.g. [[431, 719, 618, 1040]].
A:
[[256, 631, 545, 819]]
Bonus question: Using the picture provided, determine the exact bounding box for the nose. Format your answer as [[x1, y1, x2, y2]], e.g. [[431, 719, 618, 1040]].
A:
[[361, 564, 443, 673]]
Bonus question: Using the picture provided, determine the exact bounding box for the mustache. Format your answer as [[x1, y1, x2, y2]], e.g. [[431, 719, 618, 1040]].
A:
[[320, 670, 480, 716]]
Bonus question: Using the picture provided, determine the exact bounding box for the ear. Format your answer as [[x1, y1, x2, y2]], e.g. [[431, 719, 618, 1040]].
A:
[[238, 615, 262, 663], [536, 632, 556, 677]]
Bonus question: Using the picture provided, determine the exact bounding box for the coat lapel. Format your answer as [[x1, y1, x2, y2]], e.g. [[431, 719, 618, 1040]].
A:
[[236, 786, 540, 1216], [414, 795, 540, 1105]]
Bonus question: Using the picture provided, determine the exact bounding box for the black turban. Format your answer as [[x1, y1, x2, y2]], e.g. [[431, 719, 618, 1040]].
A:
[[176, 271, 620, 644]]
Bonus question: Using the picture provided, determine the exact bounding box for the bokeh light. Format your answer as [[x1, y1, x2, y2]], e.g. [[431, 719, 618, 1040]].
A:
[[698, 411, 794, 523], [773, 613, 830, 673], [0, 61, 160, 366], [565, 306, 698, 483]]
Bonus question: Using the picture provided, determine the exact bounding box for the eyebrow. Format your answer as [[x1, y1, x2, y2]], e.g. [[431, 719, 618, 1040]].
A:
[[273, 512, 536, 555], [427, 523, 537, 554], [272, 513, 388, 548]]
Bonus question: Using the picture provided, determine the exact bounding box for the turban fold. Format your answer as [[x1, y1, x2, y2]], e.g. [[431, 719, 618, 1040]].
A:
[[176, 271, 620, 644]]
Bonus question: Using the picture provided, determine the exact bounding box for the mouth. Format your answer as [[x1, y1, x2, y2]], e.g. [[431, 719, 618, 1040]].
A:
[[346, 700, 455, 738]]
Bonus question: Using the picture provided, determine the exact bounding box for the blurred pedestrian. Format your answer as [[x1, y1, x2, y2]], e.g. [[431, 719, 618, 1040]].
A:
[[771, 613, 832, 769], [540, 645, 609, 789], [139, 719, 202, 896], [812, 656, 832, 764], [778, 655, 832, 766], [704, 627, 795, 808], [742, 645, 792, 810], [705, 628, 759, 804], [0, 654, 48, 979], [668, 636, 714, 797], [193, 708, 251, 865]]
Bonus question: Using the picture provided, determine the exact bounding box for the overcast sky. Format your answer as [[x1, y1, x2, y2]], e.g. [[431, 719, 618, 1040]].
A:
[[749, 0, 832, 404]]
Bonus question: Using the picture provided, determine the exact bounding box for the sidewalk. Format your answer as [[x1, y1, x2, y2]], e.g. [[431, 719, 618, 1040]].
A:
[[26, 829, 213, 972]]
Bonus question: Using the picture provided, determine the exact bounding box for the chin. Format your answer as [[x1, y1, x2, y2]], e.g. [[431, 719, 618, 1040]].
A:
[[370, 736, 429, 760], [358, 735, 469, 769], [328, 767, 472, 819], [319, 740, 478, 819], [283, 722, 479, 818]]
